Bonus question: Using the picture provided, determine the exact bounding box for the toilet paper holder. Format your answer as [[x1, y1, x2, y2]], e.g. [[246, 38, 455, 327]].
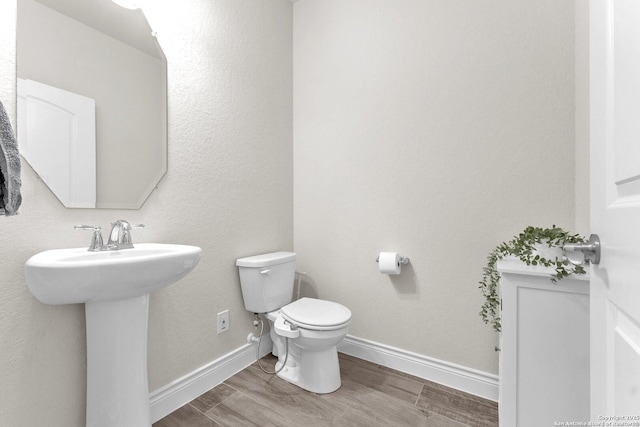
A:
[[376, 255, 410, 265]]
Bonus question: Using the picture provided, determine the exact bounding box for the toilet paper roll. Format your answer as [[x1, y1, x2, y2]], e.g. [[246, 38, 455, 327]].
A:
[[379, 252, 401, 275]]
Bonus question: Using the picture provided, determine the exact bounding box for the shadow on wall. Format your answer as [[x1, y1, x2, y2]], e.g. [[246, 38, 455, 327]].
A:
[[389, 263, 418, 298], [296, 275, 319, 300], [294, 266, 419, 302]]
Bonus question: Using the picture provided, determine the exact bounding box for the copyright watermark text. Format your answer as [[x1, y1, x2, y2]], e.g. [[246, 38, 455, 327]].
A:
[[554, 415, 640, 427]]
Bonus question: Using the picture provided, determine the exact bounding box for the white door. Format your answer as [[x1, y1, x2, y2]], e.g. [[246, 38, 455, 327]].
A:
[[590, 0, 640, 419], [17, 78, 96, 208]]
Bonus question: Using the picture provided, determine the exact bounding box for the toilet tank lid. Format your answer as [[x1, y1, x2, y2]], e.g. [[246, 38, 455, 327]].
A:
[[236, 251, 296, 267]]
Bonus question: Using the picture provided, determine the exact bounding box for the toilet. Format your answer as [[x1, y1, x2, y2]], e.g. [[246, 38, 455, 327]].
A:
[[236, 251, 351, 394]]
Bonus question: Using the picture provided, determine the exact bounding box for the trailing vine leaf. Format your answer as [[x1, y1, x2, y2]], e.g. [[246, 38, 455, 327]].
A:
[[479, 226, 586, 333]]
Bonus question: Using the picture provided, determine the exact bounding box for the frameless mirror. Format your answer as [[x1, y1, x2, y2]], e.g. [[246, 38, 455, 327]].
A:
[[17, 0, 167, 209]]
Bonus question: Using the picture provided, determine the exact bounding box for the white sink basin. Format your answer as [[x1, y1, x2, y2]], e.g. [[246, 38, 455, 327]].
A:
[[24, 242, 202, 427], [25, 243, 202, 305]]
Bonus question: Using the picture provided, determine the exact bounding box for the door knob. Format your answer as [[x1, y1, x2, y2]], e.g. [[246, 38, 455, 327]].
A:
[[563, 234, 601, 265]]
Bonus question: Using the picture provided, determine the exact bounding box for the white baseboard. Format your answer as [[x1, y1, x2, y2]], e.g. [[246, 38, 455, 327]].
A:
[[150, 333, 498, 423], [149, 335, 273, 423], [338, 335, 499, 402]]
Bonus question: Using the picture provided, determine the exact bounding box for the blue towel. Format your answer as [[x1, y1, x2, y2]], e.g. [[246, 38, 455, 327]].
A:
[[0, 100, 22, 216]]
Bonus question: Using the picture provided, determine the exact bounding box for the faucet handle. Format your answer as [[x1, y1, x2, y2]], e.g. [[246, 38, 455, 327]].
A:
[[74, 225, 104, 252], [74, 224, 99, 230], [119, 223, 145, 249], [122, 224, 144, 246]]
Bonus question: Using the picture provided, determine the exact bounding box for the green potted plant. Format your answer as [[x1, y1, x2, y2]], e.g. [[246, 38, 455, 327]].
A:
[[479, 226, 587, 332]]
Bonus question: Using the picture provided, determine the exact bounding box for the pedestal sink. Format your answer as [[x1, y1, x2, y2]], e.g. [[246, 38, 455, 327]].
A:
[[24, 243, 202, 427]]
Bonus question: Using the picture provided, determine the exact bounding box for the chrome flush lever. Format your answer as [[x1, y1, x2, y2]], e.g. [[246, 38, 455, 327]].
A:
[[563, 234, 601, 265]]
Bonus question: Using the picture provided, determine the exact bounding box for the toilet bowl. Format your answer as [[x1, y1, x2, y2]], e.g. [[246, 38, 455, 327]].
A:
[[236, 252, 352, 394], [267, 298, 351, 394]]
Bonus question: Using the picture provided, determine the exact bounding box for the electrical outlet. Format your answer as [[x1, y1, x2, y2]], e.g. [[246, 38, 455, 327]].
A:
[[217, 310, 230, 334]]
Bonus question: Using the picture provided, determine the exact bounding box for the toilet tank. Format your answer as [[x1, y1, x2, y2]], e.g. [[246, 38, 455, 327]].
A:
[[236, 251, 296, 313]]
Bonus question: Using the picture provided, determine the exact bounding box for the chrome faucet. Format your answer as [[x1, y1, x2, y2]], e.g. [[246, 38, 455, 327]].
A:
[[107, 220, 145, 250], [75, 221, 145, 251]]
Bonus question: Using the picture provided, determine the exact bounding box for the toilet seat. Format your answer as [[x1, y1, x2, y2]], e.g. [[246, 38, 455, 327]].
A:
[[281, 297, 351, 331]]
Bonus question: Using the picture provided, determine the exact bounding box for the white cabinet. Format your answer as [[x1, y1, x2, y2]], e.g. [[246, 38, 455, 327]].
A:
[[497, 259, 590, 427]]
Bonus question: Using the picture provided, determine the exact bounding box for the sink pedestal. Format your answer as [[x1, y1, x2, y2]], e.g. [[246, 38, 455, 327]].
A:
[[24, 243, 202, 426], [86, 295, 151, 427]]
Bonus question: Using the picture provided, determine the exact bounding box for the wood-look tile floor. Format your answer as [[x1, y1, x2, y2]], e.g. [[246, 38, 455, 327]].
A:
[[154, 353, 498, 427]]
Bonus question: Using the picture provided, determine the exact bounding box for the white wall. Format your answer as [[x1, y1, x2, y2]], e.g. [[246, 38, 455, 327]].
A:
[[0, 0, 292, 425], [293, 0, 576, 375], [574, 0, 590, 235], [0, 0, 587, 424]]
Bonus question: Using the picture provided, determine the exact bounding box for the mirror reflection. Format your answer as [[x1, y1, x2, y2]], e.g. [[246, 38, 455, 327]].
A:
[[17, 0, 167, 209]]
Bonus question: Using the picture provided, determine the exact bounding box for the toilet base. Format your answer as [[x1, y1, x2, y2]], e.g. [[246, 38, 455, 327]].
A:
[[268, 321, 347, 394], [275, 344, 342, 394], [265, 307, 349, 394]]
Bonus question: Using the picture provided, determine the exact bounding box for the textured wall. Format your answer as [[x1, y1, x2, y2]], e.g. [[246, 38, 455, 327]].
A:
[[574, 0, 590, 235], [0, 0, 586, 424], [0, 0, 292, 425], [293, 0, 576, 375]]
